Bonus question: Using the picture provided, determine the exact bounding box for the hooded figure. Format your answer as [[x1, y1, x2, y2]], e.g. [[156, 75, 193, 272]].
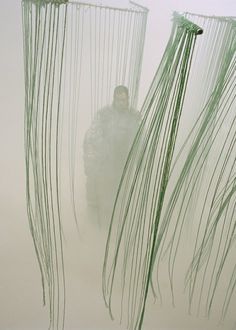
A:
[[83, 85, 141, 227]]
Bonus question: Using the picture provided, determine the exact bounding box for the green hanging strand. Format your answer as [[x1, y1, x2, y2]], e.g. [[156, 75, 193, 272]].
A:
[[102, 15, 203, 330], [22, 1, 67, 328], [22, 1, 148, 329], [154, 15, 236, 323]]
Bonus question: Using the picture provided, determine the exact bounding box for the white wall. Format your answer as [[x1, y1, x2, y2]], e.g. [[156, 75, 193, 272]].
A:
[[0, 1, 235, 329]]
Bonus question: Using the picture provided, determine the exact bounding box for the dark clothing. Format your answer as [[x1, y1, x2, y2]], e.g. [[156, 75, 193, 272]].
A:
[[83, 105, 141, 226]]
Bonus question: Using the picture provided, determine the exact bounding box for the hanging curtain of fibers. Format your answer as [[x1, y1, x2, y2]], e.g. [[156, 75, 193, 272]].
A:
[[102, 13, 203, 330], [21, 0, 148, 329], [63, 1, 148, 225], [22, 1, 68, 329], [155, 15, 236, 324]]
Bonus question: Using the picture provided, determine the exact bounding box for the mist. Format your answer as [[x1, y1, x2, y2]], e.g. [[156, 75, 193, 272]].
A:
[[0, 1, 236, 329]]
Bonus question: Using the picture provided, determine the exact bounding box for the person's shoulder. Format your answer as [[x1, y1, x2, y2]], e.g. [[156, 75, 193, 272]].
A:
[[128, 107, 142, 120]]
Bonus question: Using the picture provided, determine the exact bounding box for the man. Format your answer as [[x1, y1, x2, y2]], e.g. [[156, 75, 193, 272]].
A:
[[83, 85, 141, 227]]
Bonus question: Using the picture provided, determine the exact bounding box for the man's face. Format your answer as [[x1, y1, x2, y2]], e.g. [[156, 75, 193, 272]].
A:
[[113, 92, 129, 111]]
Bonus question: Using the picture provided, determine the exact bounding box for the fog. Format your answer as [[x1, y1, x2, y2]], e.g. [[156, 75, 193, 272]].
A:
[[0, 1, 236, 329]]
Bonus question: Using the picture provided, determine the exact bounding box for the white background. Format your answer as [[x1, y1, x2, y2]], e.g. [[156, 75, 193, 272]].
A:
[[0, 1, 235, 329]]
